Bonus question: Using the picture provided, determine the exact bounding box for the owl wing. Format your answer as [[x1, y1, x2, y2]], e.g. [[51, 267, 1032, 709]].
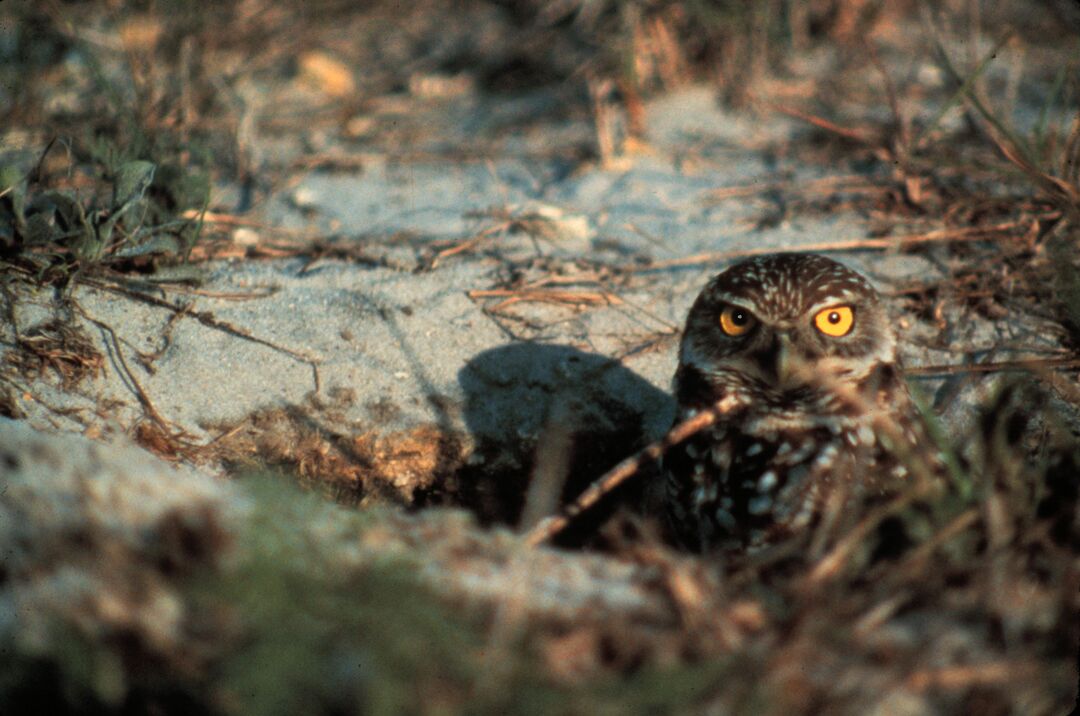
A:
[[663, 417, 854, 550]]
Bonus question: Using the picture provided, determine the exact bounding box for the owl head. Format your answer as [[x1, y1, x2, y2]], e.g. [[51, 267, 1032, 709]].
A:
[[678, 254, 898, 398]]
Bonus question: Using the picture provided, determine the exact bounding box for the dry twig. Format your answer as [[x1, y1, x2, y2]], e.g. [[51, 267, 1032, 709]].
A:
[[468, 288, 622, 312], [525, 396, 740, 547], [638, 218, 1050, 271]]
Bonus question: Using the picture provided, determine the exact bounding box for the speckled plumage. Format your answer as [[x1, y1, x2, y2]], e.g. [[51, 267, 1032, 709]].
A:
[[663, 253, 932, 551]]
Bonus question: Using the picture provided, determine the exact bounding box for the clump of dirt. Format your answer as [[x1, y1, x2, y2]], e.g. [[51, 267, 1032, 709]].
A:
[[4, 318, 104, 389], [194, 397, 651, 544], [202, 403, 469, 508], [352, 425, 468, 503]]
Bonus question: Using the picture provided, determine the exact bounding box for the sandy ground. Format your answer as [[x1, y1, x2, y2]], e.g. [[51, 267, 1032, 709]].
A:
[[7, 85, 971, 461], [2, 12, 1077, 709]]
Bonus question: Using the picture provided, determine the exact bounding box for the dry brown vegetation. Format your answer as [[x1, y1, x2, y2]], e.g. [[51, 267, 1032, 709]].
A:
[[1, 0, 1079, 714]]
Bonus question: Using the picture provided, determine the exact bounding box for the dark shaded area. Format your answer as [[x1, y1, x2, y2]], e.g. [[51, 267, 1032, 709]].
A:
[[453, 342, 673, 544], [2, 1, 1079, 712]]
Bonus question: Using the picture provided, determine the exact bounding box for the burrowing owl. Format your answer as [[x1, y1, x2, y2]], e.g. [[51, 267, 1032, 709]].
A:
[[663, 253, 935, 551]]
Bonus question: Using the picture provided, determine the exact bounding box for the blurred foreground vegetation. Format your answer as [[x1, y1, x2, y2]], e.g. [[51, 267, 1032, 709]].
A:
[[1, 1, 1078, 714]]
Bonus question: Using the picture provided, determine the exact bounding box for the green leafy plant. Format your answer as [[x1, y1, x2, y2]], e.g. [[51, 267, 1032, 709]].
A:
[[0, 142, 209, 286]]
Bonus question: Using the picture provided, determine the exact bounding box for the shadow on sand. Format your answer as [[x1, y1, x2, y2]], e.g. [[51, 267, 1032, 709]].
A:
[[452, 342, 674, 544]]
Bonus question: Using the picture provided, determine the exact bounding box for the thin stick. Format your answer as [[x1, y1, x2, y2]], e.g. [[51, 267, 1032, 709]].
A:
[[164, 286, 280, 301], [81, 277, 322, 394], [766, 102, 878, 144], [431, 222, 508, 268], [180, 209, 316, 236], [468, 288, 622, 309], [905, 662, 1036, 692], [524, 397, 740, 547], [635, 219, 1045, 271], [701, 174, 881, 203], [894, 508, 979, 577], [82, 277, 319, 365], [865, 40, 908, 152], [74, 304, 173, 432], [907, 356, 1080, 376]]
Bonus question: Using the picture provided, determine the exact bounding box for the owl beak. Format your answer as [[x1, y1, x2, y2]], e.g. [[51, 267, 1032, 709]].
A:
[[774, 333, 801, 389]]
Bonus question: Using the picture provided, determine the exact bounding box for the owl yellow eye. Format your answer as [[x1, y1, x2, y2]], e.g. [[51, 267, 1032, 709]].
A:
[[814, 306, 854, 337], [719, 306, 756, 336]]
